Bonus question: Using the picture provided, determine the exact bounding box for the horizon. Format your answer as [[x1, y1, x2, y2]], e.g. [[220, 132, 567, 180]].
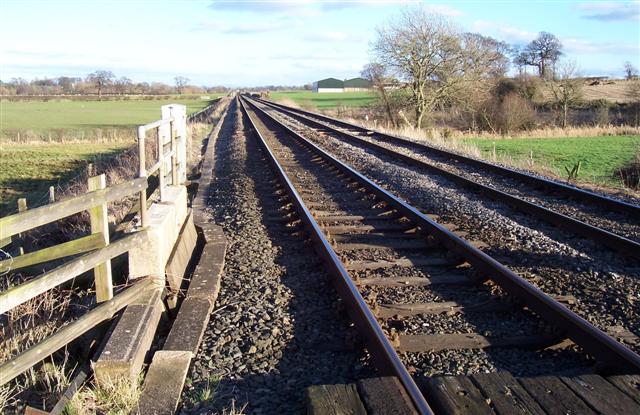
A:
[[1, 0, 639, 87]]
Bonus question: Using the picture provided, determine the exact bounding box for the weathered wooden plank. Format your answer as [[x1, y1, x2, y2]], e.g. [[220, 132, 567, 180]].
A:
[[318, 214, 397, 222], [396, 333, 562, 352], [357, 274, 472, 288], [607, 375, 640, 405], [423, 376, 494, 415], [561, 374, 640, 415], [0, 233, 105, 273], [377, 300, 509, 318], [0, 177, 147, 240], [0, 278, 158, 385], [517, 376, 596, 414], [356, 377, 418, 414], [88, 175, 112, 303], [471, 372, 544, 414], [306, 384, 367, 415], [334, 240, 430, 252], [346, 256, 453, 271], [0, 231, 148, 314], [0, 236, 11, 249]]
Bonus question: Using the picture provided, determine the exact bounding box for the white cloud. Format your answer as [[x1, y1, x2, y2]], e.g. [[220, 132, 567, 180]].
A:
[[578, 1, 640, 21], [471, 20, 536, 44]]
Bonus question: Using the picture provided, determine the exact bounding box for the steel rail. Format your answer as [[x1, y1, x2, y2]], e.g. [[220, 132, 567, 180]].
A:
[[238, 98, 434, 414], [260, 98, 640, 217], [243, 96, 640, 374], [257, 98, 640, 259]]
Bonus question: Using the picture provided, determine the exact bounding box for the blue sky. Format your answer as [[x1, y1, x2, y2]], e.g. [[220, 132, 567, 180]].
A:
[[1, 0, 638, 87]]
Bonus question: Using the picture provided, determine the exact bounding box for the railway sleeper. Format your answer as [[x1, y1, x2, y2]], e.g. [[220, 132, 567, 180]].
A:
[[394, 332, 565, 353]]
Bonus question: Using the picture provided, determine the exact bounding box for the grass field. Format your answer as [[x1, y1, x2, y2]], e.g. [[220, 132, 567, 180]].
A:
[[270, 91, 377, 109], [466, 135, 640, 186], [0, 142, 132, 215], [0, 98, 215, 132]]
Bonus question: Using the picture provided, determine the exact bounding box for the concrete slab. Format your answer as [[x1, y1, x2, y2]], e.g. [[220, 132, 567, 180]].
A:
[[165, 212, 198, 293], [93, 288, 163, 383], [137, 350, 192, 415], [163, 297, 214, 354], [185, 224, 226, 301], [129, 185, 188, 279]]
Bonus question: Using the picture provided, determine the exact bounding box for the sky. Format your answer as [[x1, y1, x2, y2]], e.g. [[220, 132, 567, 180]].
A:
[[1, 0, 639, 87]]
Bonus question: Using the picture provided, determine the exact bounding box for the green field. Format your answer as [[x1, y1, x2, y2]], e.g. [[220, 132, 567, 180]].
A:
[[270, 91, 377, 109], [0, 97, 217, 132], [466, 135, 640, 186], [0, 142, 133, 215]]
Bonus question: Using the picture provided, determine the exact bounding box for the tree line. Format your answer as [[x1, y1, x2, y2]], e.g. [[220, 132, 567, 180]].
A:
[[363, 7, 640, 132], [0, 71, 230, 96]]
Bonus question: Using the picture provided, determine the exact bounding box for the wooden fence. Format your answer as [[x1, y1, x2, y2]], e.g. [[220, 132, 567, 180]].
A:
[[0, 104, 189, 386]]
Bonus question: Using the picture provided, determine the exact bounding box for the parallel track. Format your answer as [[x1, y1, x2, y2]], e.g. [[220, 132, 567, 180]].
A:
[[239, 97, 640, 414], [257, 98, 640, 259]]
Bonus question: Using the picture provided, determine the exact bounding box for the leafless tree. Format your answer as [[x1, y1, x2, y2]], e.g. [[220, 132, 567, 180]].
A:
[[371, 8, 508, 128], [114, 77, 132, 94], [361, 62, 398, 127], [547, 60, 583, 128], [517, 32, 563, 79], [174, 76, 190, 94], [624, 61, 638, 80], [86, 70, 115, 97]]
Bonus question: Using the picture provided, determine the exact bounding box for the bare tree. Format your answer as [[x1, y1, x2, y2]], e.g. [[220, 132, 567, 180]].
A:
[[371, 8, 505, 128], [624, 61, 638, 80], [174, 76, 190, 94], [114, 77, 132, 94], [547, 61, 583, 128], [86, 70, 115, 97], [361, 62, 397, 127], [518, 32, 563, 79]]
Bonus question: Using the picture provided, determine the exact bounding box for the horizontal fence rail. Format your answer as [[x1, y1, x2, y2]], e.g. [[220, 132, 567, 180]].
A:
[[0, 103, 191, 388]]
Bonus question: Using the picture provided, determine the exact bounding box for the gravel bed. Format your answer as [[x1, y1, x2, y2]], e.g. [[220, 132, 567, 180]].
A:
[[181, 101, 372, 414], [259, 103, 640, 355], [346, 129, 640, 243], [246, 102, 595, 379], [284, 107, 640, 216]]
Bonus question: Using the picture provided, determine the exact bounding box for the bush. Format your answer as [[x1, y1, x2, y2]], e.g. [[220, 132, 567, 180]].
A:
[[496, 93, 537, 134]]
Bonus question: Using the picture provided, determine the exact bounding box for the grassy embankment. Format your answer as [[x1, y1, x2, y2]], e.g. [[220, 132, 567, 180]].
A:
[[466, 135, 640, 187], [269, 90, 377, 109], [0, 97, 215, 214]]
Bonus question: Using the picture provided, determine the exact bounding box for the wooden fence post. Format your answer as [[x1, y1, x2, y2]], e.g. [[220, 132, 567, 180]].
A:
[[49, 186, 56, 203], [138, 126, 148, 228], [17, 198, 27, 255], [88, 174, 113, 302]]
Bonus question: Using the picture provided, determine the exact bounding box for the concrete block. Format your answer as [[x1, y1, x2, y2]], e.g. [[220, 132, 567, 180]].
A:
[[137, 350, 192, 415], [129, 186, 188, 279], [165, 212, 198, 293], [163, 297, 214, 354], [93, 289, 163, 383], [185, 224, 226, 301]]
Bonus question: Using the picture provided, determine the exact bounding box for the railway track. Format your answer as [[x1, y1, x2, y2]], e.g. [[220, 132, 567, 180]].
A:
[[239, 96, 640, 414], [256, 98, 640, 259]]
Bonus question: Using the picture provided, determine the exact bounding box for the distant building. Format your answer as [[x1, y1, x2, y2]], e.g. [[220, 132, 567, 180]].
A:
[[344, 77, 372, 91], [312, 77, 372, 93]]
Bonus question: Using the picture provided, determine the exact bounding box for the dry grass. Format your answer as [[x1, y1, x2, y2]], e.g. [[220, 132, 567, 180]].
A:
[[65, 375, 142, 415]]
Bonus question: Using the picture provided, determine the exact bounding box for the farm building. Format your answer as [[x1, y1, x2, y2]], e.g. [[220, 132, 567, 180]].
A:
[[312, 77, 372, 93], [312, 78, 344, 93], [344, 77, 372, 91]]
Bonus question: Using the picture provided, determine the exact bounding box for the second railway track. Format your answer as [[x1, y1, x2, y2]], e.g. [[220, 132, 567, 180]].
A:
[[239, 96, 640, 414], [257, 98, 640, 257]]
